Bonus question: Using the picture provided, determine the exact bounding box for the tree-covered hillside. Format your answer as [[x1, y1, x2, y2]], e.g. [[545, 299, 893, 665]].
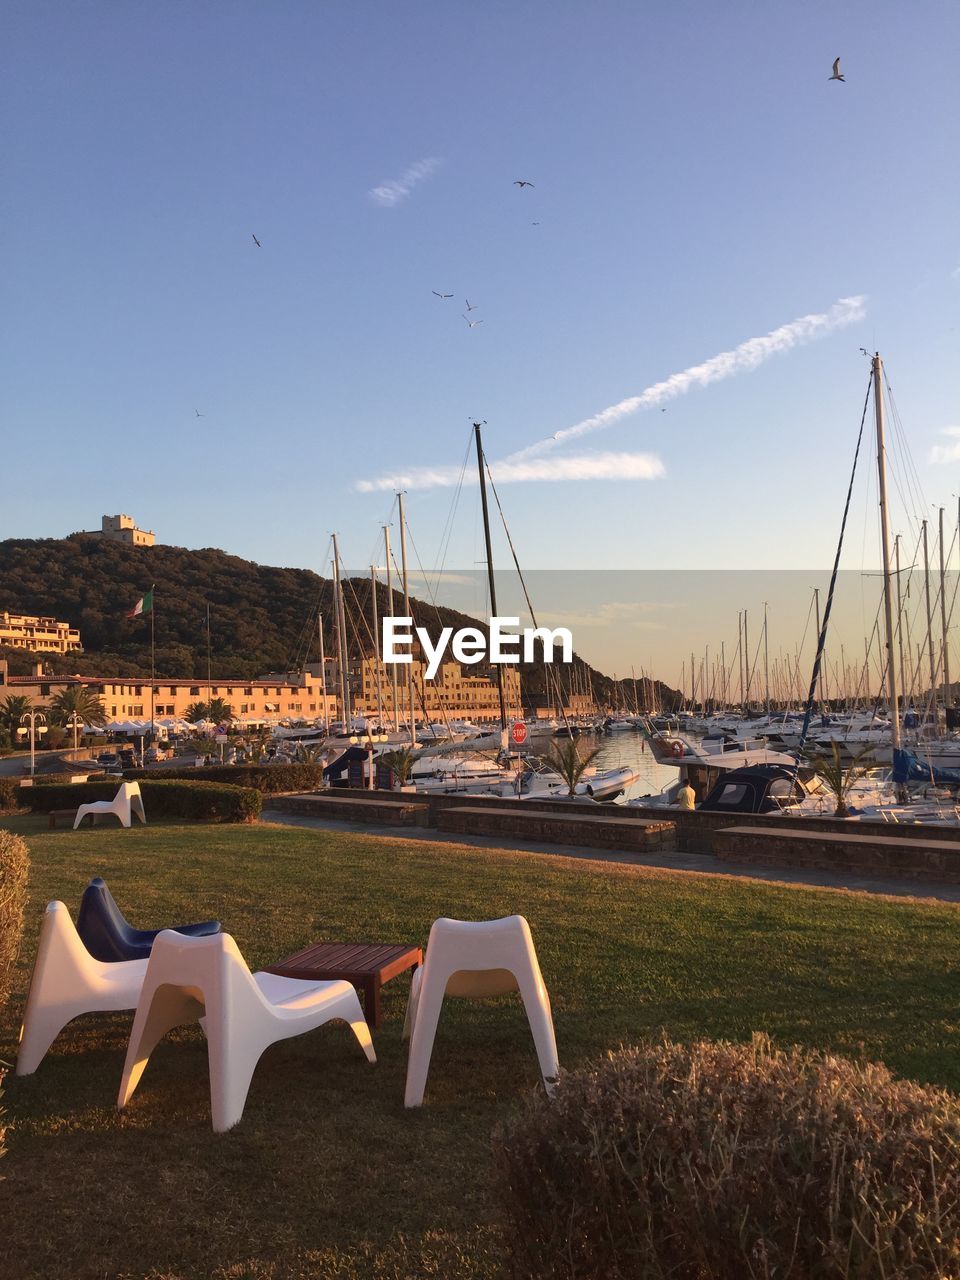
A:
[[0, 536, 677, 709]]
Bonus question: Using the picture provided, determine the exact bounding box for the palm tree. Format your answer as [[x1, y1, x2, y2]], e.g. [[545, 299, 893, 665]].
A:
[[805, 742, 876, 817], [206, 698, 234, 725], [380, 747, 415, 787], [0, 696, 31, 737], [48, 685, 106, 728], [543, 738, 603, 797], [184, 701, 210, 724]]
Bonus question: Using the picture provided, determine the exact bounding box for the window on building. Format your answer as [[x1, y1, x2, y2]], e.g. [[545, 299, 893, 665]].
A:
[[111, 706, 117, 716], [244, 687, 253, 696], [40, 684, 50, 696], [134, 686, 142, 696], [190, 687, 200, 697]]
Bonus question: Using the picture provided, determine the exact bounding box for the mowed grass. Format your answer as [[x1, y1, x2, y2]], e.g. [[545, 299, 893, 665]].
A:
[[2, 815, 960, 1279]]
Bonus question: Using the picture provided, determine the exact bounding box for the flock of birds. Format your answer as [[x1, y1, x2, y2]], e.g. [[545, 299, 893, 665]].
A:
[[428, 179, 538, 332], [200, 61, 846, 415]]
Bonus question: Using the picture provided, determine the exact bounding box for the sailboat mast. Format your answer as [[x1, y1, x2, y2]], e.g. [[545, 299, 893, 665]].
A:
[[331, 534, 351, 727], [873, 354, 901, 751], [922, 520, 938, 699], [383, 524, 401, 732], [763, 603, 770, 716], [318, 610, 328, 725], [474, 422, 509, 732], [396, 492, 417, 745], [939, 506, 951, 718], [370, 565, 385, 726]]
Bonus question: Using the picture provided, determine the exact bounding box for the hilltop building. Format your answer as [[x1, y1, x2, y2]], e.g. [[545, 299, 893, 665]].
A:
[[0, 612, 82, 655], [81, 514, 156, 547]]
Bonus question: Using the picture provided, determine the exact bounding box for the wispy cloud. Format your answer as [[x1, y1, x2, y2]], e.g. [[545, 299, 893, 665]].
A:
[[369, 157, 442, 208], [929, 426, 960, 465], [508, 295, 868, 461], [356, 451, 665, 493]]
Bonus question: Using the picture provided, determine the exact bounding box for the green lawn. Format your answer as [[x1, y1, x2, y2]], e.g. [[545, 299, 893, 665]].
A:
[[2, 814, 960, 1279]]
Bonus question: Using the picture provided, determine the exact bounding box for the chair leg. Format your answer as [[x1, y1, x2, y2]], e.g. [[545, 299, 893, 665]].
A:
[[340, 989, 376, 1063], [404, 969, 447, 1108], [516, 971, 560, 1094], [402, 965, 422, 1041], [17, 1000, 82, 1076], [206, 1029, 266, 1133], [118, 985, 204, 1109]]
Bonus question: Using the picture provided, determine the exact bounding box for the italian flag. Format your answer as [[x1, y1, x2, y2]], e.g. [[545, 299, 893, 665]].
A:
[[127, 590, 153, 618]]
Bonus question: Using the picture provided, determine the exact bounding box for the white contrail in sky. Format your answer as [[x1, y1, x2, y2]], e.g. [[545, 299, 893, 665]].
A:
[[355, 451, 665, 493], [369, 157, 442, 207], [508, 294, 867, 461]]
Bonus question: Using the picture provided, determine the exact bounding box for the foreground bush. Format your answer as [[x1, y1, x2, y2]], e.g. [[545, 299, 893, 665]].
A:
[[25, 780, 261, 823], [493, 1034, 960, 1279], [126, 763, 326, 793], [0, 829, 29, 1010]]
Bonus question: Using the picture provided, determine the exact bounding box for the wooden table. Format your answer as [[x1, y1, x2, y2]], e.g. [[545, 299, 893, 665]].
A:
[[263, 941, 422, 1029]]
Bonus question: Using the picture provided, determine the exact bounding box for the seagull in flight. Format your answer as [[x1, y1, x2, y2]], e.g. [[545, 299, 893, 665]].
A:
[[465, 299, 477, 311], [514, 180, 535, 188], [195, 409, 204, 418], [829, 57, 845, 82], [462, 315, 483, 328], [252, 233, 262, 247], [432, 290, 454, 299]]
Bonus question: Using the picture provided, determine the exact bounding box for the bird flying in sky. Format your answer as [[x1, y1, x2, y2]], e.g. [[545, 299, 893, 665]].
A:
[[829, 58, 845, 82], [195, 409, 204, 418], [432, 291, 454, 299], [514, 180, 535, 188], [463, 315, 483, 328], [252, 233, 262, 247], [465, 299, 477, 311]]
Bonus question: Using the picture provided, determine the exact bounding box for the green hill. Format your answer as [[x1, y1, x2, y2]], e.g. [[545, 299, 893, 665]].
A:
[[0, 536, 677, 711]]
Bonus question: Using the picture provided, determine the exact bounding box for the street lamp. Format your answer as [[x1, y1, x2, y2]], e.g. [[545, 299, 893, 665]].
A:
[[18, 710, 47, 777], [65, 712, 84, 754]]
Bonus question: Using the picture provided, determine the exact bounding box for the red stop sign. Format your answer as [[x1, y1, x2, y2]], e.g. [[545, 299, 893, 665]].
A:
[[511, 721, 528, 745]]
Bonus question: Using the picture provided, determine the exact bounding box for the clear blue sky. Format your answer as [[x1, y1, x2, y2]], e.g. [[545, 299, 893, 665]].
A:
[[5, 1, 959, 587]]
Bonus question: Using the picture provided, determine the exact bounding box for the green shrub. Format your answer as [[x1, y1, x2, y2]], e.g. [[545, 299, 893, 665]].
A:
[[0, 778, 21, 813], [125, 763, 326, 794], [24, 780, 261, 824], [0, 829, 29, 1011], [493, 1034, 960, 1279]]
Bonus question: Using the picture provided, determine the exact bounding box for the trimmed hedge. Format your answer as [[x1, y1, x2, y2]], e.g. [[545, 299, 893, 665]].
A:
[[24, 779, 261, 824], [0, 829, 29, 1010], [125, 763, 326, 794], [494, 1034, 960, 1279]]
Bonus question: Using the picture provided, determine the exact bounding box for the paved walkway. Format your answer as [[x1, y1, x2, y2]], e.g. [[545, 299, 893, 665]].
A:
[[261, 810, 960, 904]]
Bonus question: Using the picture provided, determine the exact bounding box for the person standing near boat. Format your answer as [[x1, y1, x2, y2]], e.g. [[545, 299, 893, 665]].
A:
[[676, 779, 696, 810]]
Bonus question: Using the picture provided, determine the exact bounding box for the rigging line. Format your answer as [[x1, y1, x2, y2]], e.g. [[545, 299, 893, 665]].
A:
[[432, 430, 474, 589], [795, 372, 874, 761], [483, 457, 573, 731], [885, 373, 929, 520]]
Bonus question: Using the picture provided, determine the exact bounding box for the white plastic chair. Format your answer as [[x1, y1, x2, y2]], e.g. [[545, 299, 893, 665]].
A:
[[74, 781, 146, 830], [402, 915, 559, 1108], [118, 930, 376, 1132], [17, 901, 148, 1076]]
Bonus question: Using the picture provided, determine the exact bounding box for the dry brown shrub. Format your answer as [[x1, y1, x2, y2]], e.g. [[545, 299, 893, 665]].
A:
[[493, 1033, 960, 1279]]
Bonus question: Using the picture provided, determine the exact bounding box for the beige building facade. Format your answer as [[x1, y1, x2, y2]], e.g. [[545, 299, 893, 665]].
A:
[[0, 655, 523, 726], [0, 612, 82, 655]]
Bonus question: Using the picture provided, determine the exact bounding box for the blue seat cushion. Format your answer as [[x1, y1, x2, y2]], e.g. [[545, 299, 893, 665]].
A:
[[76, 877, 221, 962]]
